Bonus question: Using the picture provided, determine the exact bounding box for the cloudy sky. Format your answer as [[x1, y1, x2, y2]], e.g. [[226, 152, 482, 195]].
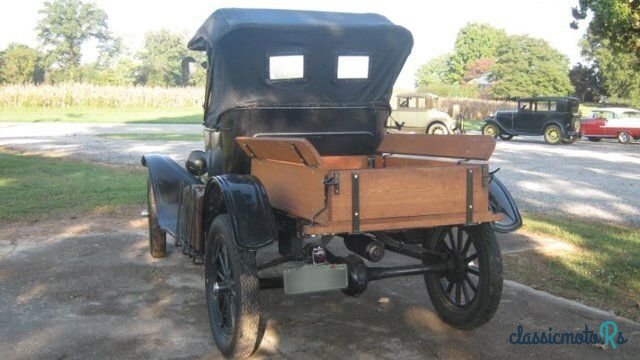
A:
[[0, 0, 587, 88]]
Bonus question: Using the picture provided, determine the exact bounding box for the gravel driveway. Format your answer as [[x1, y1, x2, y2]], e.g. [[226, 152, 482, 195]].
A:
[[1, 122, 638, 226]]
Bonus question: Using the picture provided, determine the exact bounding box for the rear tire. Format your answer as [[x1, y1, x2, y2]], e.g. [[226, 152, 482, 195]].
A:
[[205, 215, 261, 359], [618, 131, 632, 144], [587, 137, 601, 142], [423, 224, 503, 329], [147, 178, 166, 258], [499, 134, 513, 141], [562, 136, 578, 144], [544, 125, 562, 145]]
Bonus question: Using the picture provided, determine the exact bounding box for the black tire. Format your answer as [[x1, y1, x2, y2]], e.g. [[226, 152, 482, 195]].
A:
[[427, 121, 450, 135], [205, 214, 261, 359], [147, 178, 166, 258], [562, 136, 578, 145], [543, 125, 562, 145], [618, 131, 632, 144], [499, 133, 513, 141], [481, 123, 499, 139], [587, 137, 601, 142], [423, 223, 503, 329]]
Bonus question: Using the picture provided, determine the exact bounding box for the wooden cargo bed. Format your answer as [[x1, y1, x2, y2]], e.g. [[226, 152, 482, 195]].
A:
[[236, 134, 501, 235]]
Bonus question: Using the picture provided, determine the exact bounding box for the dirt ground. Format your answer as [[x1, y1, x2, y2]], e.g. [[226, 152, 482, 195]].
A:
[[1, 210, 638, 360]]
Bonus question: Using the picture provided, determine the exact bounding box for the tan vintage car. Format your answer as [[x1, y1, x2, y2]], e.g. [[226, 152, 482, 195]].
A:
[[391, 92, 462, 134]]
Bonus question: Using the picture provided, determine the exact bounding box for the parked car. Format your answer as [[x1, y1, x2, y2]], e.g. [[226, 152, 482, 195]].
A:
[[482, 97, 581, 145], [143, 9, 521, 359], [580, 107, 640, 143], [391, 92, 462, 134]]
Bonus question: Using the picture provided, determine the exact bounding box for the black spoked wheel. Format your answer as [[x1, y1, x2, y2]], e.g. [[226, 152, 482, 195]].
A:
[[423, 223, 503, 329], [205, 214, 260, 359], [147, 178, 166, 258]]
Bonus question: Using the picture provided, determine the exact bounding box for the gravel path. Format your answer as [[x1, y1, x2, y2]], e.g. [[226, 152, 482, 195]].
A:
[[2, 122, 639, 226]]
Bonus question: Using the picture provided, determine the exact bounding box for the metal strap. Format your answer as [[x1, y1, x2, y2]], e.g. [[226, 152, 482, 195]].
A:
[[466, 168, 474, 224], [351, 172, 360, 232]]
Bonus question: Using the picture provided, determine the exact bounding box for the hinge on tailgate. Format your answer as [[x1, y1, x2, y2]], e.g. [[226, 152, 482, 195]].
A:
[[323, 172, 340, 195]]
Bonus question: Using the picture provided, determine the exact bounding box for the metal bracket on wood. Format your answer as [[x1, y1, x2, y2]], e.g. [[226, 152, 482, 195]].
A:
[[323, 172, 340, 195], [466, 168, 474, 224], [351, 172, 360, 233], [242, 142, 256, 158], [290, 143, 310, 167]]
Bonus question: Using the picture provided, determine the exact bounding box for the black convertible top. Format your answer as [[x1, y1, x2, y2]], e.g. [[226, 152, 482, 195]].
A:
[[188, 8, 413, 128]]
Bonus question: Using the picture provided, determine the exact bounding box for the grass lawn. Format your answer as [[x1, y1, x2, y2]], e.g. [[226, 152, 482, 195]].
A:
[[0, 151, 146, 222], [96, 133, 202, 141], [506, 213, 640, 321], [0, 106, 202, 124], [463, 120, 483, 132]]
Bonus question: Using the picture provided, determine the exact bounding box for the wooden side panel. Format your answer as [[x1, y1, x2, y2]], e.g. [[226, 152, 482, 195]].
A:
[[321, 156, 369, 170], [377, 133, 496, 160], [251, 159, 328, 223], [236, 136, 323, 167]]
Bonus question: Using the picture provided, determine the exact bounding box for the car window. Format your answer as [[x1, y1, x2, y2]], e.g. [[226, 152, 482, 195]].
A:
[[593, 111, 614, 119], [269, 55, 304, 80], [398, 97, 410, 108], [518, 101, 531, 111], [549, 101, 557, 112], [337, 55, 369, 79], [417, 97, 426, 108], [622, 111, 640, 118], [536, 101, 549, 112]]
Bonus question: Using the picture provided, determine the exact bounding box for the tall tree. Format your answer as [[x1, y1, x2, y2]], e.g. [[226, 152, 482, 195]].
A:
[[36, 0, 112, 79], [490, 35, 573, 99], [447, 23, 507, 83], [415, 54, 451, 89], [568, 63, 602, 102], [136, 30, 189, 87], [571, 0, 640, 67], [0, 43, 43, 84]]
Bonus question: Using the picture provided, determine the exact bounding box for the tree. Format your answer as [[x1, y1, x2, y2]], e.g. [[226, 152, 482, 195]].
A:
[[0, 43, 43, 84], [462, 58, 495, 84], [568, 63, 602, 102], [571, 0, 640, 67], [490, 35, 573, 99], [36, 0, 112, 79], [135, 29, 191, 87], [581, 36, 640, 107], [446, 23, 507, 83], [415, 54, 451, 88]]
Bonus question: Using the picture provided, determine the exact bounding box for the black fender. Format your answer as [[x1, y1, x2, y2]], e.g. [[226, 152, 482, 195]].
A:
[[489, 175, 522, 233], [483, 119, 515, 135], [142, 154, 203, 236], [202, 174, 277, 250]]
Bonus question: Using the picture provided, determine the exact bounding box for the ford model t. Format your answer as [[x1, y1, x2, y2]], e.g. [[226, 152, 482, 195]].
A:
[[143, 8, 521, 359]]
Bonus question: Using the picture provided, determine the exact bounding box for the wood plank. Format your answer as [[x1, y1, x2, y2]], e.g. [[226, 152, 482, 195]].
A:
[[304, 212, 503, 235], [321, 156, 369, 170], [330, 165, 483, 222], [251, 159, 328, 223], [236, 136, 323, 167], [377, 133, 496, 160]]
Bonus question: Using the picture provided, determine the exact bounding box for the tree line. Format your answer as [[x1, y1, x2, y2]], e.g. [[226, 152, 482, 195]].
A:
[[416, 1, 640, 107], [0, 0, 205, 87]]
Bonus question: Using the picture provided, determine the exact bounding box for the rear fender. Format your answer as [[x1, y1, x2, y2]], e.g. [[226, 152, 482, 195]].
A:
[[142, 154, 203, 236], [202, 174, 277, 250], [489, 175, 522, 233]]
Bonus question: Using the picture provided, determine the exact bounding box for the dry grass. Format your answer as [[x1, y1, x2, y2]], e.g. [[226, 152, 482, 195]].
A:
[[0, 83, 204, 108]]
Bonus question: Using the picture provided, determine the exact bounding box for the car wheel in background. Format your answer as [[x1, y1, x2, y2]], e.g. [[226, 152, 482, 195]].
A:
[[499, 134, 513, 141], [562, 136, 578, 144], [482, 123, 499, 139], [543, 125, 562, 145], [427, 122, 450, 135], [617, 132, 632, 144], [587, 137, 601, 142]]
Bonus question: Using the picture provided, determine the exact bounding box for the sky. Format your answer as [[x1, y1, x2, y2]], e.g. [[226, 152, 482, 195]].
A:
[[0, 0, 587, 88]]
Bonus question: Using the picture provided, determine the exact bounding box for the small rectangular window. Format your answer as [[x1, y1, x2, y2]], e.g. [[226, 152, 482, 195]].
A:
[[269, 55, 304, 80], [337, 55, 369, 79]]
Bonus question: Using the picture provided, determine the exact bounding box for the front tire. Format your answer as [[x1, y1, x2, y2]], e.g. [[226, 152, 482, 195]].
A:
[[423, 224, 503, 329], [618, 131, 632, 144], [205, 215, 261, 359], [482, 123, 499, 139], [543, 125, 562, 145], [427, 122, 450, 135], [147, 178, 166, 258]]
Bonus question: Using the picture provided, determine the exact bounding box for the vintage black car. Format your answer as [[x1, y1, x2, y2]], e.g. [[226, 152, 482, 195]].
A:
[[482, 97, 581, 145], [142, 8, 521, 359]]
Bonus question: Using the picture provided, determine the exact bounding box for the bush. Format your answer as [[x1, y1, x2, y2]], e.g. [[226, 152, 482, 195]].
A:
[[437, 97, 516, 121]]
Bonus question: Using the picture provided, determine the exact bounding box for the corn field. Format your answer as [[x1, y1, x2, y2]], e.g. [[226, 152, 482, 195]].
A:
[[0, 84, 204, 108]]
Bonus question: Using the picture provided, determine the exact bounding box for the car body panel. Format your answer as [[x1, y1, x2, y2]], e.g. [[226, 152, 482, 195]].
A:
[[580, 107, 640, 140]]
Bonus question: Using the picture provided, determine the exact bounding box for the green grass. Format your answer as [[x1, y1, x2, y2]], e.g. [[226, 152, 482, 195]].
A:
[[505, 213, 640, 321], [0, 106, 202, 124], [0, 151, 146, 222], [463, 120, 483, 132], [97, 133, 202, 141]]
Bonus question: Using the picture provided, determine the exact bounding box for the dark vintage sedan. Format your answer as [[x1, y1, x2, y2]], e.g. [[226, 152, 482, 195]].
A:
[[482, 97, 581, 145]]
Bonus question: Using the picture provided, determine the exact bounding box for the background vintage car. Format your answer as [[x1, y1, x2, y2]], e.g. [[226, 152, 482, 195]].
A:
[[481, 97, 581, 145], [391, 92, 461, 134], [580, 107, 640, 143]]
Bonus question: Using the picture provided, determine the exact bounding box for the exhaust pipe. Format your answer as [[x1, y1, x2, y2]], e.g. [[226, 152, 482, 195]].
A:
[[343, 234, 385, 262]]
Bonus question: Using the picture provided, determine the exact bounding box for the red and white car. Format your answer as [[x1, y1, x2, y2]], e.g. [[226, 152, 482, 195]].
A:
[[580, 107, 640, 143]]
